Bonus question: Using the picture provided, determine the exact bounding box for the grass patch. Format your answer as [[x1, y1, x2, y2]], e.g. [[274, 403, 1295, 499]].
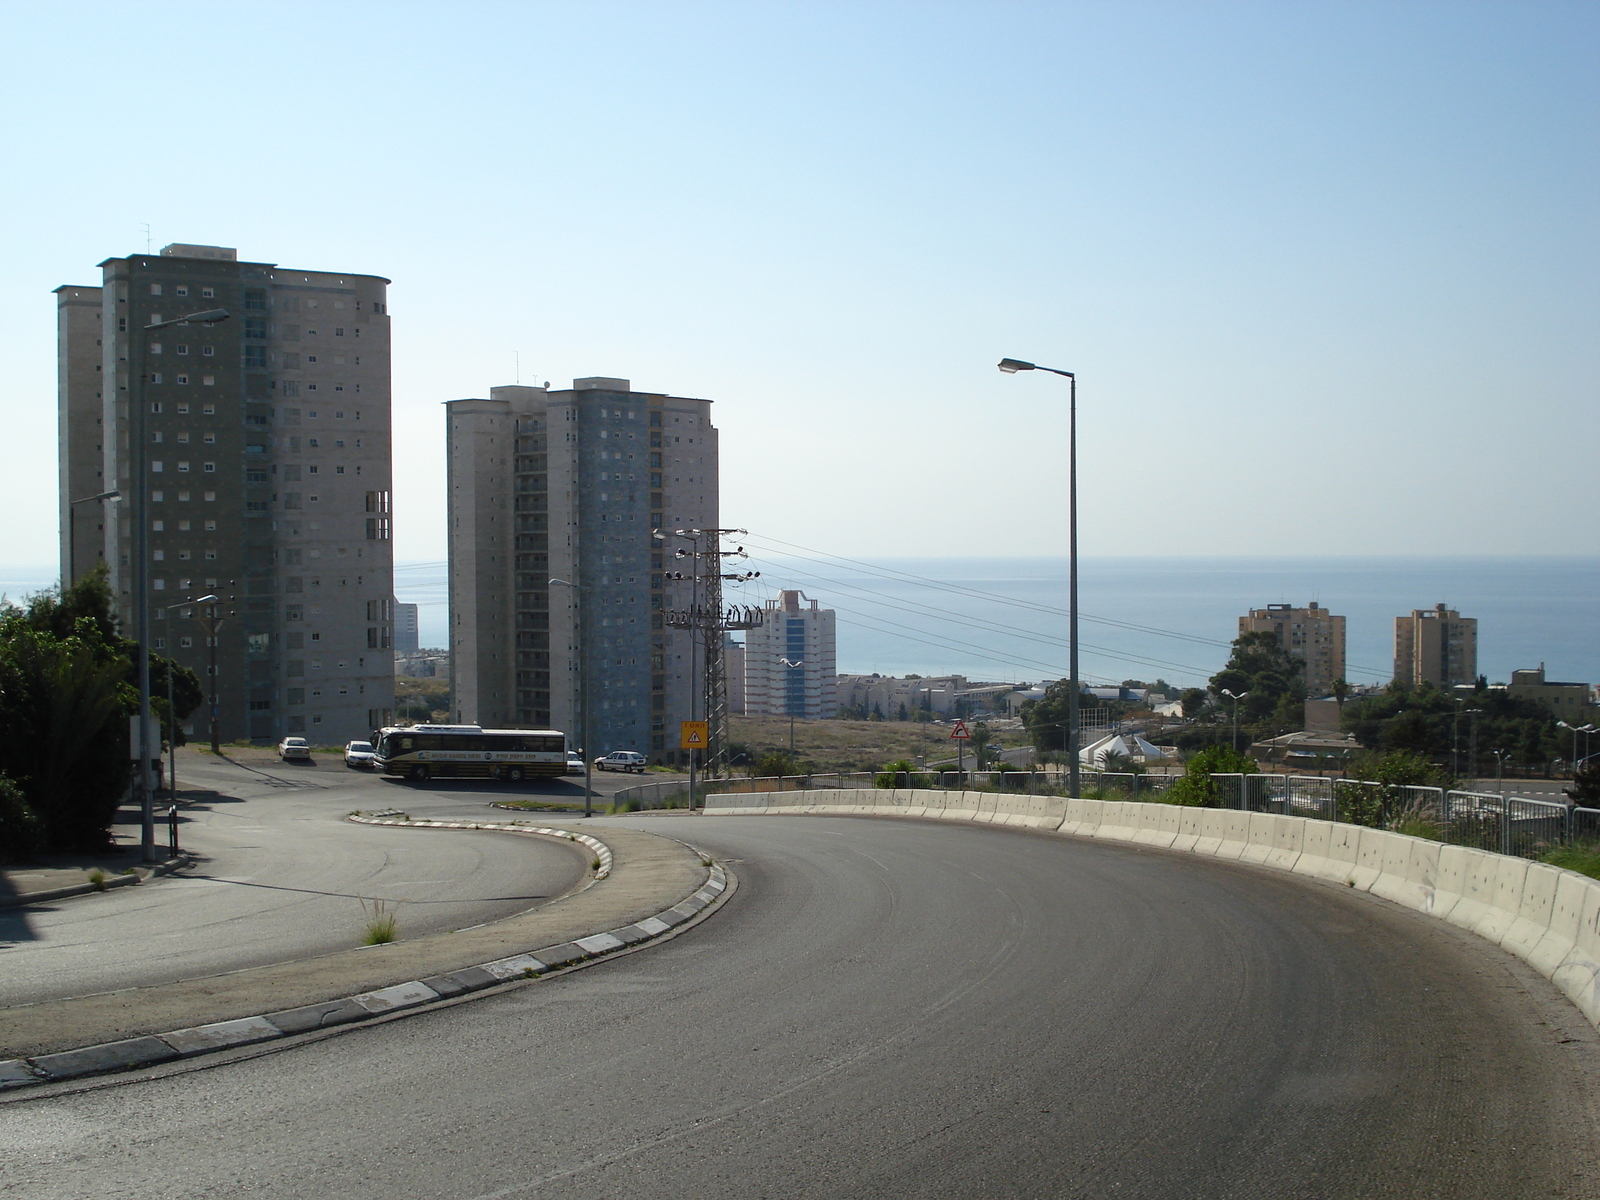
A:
[[1540, 843, 1600, 881], [87, 868, 109, 891], [360, 898, 399, 945]]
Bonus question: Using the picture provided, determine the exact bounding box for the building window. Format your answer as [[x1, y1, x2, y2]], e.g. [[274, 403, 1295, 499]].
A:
[[244, 346, 266, 368], [150, 284, 162, 296], [176, 344, 188, 356], [152, 460, 164, 473], [176, 403, 189, 414], [176, 375, 188, 385], [150, 375, 163, 386], [202, 374, 215, 386], [201, 287, 214, 298], [203, 404, 215, 415], [203, 462, 215, 473], [177, 461, 189, 472], [175, 286, 188, 297]]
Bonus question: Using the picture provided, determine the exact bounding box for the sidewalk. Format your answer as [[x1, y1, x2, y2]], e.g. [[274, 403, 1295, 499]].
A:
[[1, 799, 188, 908]]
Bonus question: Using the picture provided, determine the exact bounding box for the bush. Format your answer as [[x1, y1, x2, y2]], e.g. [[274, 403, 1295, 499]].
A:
[[875, 759, 930, 789], [0, 773, 43, 862], [1541, 842, 1600, 882], [1164, 745, 1256, 807]]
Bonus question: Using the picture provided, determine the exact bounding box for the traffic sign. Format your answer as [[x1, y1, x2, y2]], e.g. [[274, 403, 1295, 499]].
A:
[[950, 720, 970, 740], [680, 720, 709, 750]]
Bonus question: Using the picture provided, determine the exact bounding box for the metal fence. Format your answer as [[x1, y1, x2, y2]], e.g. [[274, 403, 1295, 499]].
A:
[[612, 770, 1592, 863]]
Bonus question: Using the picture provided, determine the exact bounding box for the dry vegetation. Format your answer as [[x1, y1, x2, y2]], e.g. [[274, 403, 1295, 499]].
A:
[[728, 715, 1024, 773]]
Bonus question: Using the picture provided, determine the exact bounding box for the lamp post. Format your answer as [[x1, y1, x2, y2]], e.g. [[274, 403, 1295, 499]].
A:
[[1558, 721, 1596, 777], [998, 358, 1080, 798], [549, 578, 593, 818], [133, 307, 229, 861], [779, 657, 805, 754], [67, 489, 120, 587], [1220, 688, 1251, 753], [159, 594, 217, 808]]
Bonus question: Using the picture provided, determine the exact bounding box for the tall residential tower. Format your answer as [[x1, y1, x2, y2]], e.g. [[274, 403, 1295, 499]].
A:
[[1394, 604, 1477, 688], [743, 591, 837, 720], [1239, 601, 1346, 696], [56, 243, 394, 744], [446, 378, 718, 759]]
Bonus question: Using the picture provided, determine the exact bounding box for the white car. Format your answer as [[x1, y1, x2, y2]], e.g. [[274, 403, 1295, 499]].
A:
[[279, 737, 311, 762], [345, 740, 378, 769], [565, 752, 586, 775], [593, 750, 647, 774]]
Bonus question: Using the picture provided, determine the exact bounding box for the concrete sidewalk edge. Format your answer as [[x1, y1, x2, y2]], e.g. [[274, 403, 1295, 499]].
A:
[[0, 855, 192, 910], [0, 854, 728, 1091]]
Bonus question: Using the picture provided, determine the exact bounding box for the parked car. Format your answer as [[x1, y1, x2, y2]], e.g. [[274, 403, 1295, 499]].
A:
[[279, 737, 312, 762], [565, 752, 586, 775], [593, 750, 647, 774], [345, 740, 378, 769]]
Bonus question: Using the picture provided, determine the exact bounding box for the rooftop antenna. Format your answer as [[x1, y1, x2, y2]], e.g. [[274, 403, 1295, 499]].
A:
[[140, 223, 152, 253], [514, 351, 520, 385]]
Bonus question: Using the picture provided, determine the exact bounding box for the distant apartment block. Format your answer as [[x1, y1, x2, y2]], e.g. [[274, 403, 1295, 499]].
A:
[[1394, 604, 1476, 687], [446, 378, 717, 758], [394, 602, 420, 654], [1239, 602, 1345, 696], [56, 242, 394, 744], [743, 591, 837, 719]]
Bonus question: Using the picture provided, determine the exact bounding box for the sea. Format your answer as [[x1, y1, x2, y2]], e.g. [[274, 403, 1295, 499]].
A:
[[9, 556, 1596, 691]]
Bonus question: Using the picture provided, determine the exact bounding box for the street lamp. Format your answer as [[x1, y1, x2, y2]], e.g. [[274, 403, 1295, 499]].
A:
[[67, 489, 120, 587], [134, 307, 229, 862], [998, 358, 1080, 798], [778, 657, 805, 754], [1220, 688, 1251, 753], [159, 594, 217, 808], [1558, 721, 1597, 776], [549, 578, 593, 819]]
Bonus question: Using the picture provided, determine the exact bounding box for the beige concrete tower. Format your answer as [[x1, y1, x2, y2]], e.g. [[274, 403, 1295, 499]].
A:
[[1239, 602, 1346, 695], [57, 243, 395, 744], [447, 378, 717, 760], [1394, 604, 1477, 687]]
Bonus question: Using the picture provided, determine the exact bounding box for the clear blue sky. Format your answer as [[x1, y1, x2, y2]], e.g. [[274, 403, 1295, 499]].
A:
[[4, 0, 1596, 572]]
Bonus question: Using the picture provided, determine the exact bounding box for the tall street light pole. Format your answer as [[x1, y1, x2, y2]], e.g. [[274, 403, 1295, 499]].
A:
[[1220, 688, 1251, 753], [68, 489, 120, 587], [134, 307, 229, 861], [779, 657, 805, 754], [999, 358, 1079, 797], [549, 578, 593, 818], [160, 594, 217, 808]]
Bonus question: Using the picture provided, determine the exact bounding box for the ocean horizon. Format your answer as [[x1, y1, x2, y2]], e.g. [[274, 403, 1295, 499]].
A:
[[8, 555, 1595, 692]]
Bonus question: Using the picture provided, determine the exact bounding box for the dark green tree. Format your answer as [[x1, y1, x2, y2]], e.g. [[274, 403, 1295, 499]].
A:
[[1209, 631, 1306, 733]]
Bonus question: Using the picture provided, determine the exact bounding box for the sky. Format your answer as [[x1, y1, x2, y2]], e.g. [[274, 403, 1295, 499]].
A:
[[3, 0, 1596, 576]]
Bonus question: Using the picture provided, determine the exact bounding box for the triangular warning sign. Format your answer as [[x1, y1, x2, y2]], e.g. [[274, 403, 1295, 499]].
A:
[[950, 720, 970, 740], [686, 729, 704, 746]]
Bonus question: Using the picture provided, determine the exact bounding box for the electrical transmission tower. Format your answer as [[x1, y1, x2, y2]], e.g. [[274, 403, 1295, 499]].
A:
[[661, 529, 764, 776]]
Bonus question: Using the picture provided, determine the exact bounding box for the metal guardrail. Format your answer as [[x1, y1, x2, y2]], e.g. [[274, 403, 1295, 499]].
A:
[[611, 770, 1587, 863]]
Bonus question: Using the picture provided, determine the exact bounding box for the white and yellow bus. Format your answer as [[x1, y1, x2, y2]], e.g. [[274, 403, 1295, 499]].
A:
[[373, 724, 567, 782]]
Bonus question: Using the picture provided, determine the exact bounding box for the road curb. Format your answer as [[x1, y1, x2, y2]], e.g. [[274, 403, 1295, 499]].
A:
[[347, 813, 613, 879], [0, 851, 728, 1091], [0, 854, 191, 910]]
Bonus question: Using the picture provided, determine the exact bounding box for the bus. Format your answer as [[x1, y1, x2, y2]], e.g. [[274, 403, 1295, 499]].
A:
[[372, 725, 567, 782]]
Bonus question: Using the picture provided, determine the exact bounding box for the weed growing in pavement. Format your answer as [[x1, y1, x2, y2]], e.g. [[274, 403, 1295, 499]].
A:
[[522, 967, 539, 979], [360, 898, 399, 945], [119, 866, 136, 875], [87, 868, 108, 890], [590, 857, 601, 872]]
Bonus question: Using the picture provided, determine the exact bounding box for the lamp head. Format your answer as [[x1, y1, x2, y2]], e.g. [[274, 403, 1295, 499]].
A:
[[997, 358, 1035, 374]]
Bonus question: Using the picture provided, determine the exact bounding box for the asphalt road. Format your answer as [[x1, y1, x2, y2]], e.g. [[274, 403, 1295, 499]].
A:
[[0, 755, 624, 1006], [8, 814, 1600, 1198]]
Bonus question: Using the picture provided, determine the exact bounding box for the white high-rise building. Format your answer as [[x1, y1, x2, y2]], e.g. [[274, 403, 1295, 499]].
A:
[[56, 242, 395, 744], [743, 591, 836, 719]]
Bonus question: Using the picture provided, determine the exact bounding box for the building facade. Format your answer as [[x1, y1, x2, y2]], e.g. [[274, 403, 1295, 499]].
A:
[[56, 242, 394, 744], [446, 378, 717, 759], [394, 602, 420, 654], [1393, 604, 1477, 688], [1239, 602, 1346, 696], [742, 591, 837, 719]]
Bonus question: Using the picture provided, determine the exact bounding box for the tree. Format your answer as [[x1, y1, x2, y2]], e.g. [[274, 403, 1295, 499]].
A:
[[1209, 631, 1306, 734], [1567, 761, 1600, 806], [753, 749, 801, 778], [1180, 688, 1208, 720], [1164, 745, 1257, 807]]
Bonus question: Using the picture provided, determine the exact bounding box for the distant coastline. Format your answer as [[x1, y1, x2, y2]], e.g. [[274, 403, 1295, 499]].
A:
[[9, 555, 1596, 691]]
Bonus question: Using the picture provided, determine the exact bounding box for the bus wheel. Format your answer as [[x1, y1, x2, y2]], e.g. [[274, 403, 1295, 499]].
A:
[[409, 764, 430, 782], [507, 766, 525, 783]]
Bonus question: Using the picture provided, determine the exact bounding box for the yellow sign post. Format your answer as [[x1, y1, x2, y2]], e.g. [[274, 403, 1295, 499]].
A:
[[680, 721, 709, 750]]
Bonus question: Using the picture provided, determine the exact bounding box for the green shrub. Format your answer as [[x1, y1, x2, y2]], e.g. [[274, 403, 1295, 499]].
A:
[[0, 773, 43, 862], [1164, 746, 1256, 807], [1541, 843, 1600, 882], [875, 759, 930, 789]]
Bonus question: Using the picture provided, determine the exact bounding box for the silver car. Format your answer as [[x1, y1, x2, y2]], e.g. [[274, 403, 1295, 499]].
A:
[[345, 740, 378, 769], [278, 736, 311, 762]]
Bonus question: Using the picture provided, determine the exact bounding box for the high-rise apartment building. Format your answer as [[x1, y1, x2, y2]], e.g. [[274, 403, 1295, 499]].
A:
[[1394, 604, 1477, 688], [56, 243, 394, 744], [446, 378, 717, 759], [394, 602, 420, 654], [743, 591, 837, 719], [1239, 601, 1346, 696]]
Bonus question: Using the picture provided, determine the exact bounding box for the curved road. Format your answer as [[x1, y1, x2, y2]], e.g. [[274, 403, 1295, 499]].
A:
[[0, 755, 590, 1005], [7, 815, 1600, 1198]]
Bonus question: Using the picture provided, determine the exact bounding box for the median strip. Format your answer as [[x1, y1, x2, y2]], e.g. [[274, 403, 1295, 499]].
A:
[[0, 826, 727, 1090]]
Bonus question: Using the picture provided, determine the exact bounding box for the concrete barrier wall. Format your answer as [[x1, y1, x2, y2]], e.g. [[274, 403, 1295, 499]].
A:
[[701, 787, 1600, 1027]]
